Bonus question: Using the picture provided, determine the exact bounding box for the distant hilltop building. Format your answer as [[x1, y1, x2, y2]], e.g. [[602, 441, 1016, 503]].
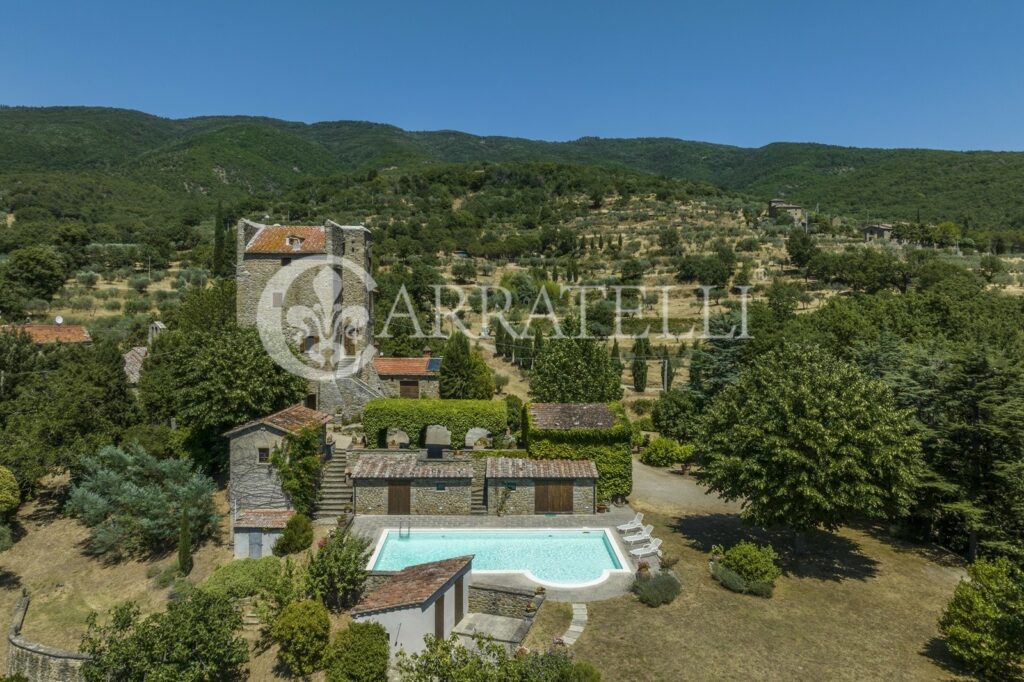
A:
[[862, 223, 895, 242], [768, 199, 806, 226], [235, 219, 385, 418]]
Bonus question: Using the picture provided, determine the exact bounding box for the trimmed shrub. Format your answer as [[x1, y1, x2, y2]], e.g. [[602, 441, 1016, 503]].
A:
[[632, 572, 681, 607], [363, 398, 506, 449], [271, 599, 331, 676], [710, 560, 773, 598], [634, 415, 655, 432], [202, 556, 282, 600], [640, 437, 694, 468], [273, 514, 313, 556], [326, 622, 390, 682], [524, 402, 633, 500], [716, 541, 781, 585]]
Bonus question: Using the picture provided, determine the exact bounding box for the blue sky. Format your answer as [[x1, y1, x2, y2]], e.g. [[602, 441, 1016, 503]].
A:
[[3, 0, 1023, 150]]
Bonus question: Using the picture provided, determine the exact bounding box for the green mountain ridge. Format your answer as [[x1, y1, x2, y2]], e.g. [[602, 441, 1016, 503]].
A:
[[3, 105, 1024, 228]]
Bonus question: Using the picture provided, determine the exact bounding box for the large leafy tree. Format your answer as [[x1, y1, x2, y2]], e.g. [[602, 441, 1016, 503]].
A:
[[80, 591, 248, 682], [0, 341, 136, 490], [695, 344, 921, 546], [138, 326, 306, 470], [0, 245, 69, 300], [530, 318, 622, 403]]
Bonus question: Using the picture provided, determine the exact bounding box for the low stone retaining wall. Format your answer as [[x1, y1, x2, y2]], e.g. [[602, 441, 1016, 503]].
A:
[[8, 590, 90, 682], [468, 582, 544, 619]]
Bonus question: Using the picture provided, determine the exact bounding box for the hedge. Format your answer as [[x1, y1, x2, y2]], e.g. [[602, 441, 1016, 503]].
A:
[[523, 402, 632, 501], [362, 399, 507, 449]]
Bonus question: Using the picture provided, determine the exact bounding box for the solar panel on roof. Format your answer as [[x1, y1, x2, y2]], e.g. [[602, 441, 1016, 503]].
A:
[[427, 358, 442, 371]]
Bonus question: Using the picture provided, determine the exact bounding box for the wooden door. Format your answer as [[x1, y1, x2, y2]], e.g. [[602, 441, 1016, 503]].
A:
[[535, 480, 573, 513], [399, 380, 419, 399], [388, 481, 411, 515], [434, 593, 445, 639], [454, 576, 464, 624]]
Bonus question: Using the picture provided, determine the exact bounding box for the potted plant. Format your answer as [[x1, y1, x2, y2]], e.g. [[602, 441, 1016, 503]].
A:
[[636, 560, 651, 579], [596, 501, 608, 513]]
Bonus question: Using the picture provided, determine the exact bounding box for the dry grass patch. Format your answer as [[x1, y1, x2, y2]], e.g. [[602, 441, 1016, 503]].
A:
[[522, 601, 572, 651], [0, 478, 232, 658], [570, 510, 970, 682]]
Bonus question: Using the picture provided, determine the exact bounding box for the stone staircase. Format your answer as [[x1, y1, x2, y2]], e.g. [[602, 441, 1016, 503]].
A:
[[470, 458, 488, 515], [316, 451, 353, 520]]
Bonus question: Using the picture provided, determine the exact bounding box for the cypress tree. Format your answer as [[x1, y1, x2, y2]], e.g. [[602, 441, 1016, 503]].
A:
[[178, 510, 193, 576], [439, 331, 473, 399], [212, 201, 224, 278], [632, 355, 648, 393]]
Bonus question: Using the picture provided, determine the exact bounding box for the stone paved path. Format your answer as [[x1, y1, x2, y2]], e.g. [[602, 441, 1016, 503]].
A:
[[561, 603, 588, 646]]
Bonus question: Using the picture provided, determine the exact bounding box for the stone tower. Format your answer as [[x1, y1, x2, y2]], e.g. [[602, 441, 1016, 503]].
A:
[[235, 219, 384, 418]]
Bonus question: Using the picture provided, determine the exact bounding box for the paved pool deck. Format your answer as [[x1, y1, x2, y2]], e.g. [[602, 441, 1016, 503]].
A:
[[350, 507, 643, 602]]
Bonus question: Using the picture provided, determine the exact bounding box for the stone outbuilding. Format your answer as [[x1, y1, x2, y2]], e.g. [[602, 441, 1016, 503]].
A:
[[485, 457, 598, 515], [232, 508, 293, 559], [225, 403, 332, 554], [352, 556, 473, 656], [351, 453, 474, 515], [373, 353, 441, 399], [862, 223, 895, 241]]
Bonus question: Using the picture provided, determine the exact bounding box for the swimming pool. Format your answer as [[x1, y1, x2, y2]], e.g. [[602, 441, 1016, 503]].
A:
[[367, 528, 631, 588]]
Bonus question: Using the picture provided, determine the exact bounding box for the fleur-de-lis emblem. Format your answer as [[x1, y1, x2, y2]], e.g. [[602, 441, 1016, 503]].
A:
[[285, 267, 368, 368]]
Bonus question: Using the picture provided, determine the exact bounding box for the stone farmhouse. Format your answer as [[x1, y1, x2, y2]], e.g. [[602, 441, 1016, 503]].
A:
[[768, 198, 806, 226], [862, 223, 895, 241], [225, 403, 333, 558]]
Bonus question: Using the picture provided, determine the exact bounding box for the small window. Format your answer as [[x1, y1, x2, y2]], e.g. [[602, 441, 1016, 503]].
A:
[[272, 292, 283, 308], [435, 482, 446, 491], [257, 448, 270, 464], [504, 482, 516, 492], [281, 257, 292, 266]]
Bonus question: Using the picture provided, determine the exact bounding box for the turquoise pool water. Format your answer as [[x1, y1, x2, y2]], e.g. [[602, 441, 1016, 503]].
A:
[[370, 529, 626, 586]]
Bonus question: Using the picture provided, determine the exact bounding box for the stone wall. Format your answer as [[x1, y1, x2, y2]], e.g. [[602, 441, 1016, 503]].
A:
[[227, 425, 290, 512], [7, 591, 89, 682], [486, 479, 595, 515], [353, 478, 472, 515], [487, 479, 535, 515], [572, 478, 596, 514], [379, 376, 440, 399], [468, 583, 545, 619], [354, 479, 388, 514]]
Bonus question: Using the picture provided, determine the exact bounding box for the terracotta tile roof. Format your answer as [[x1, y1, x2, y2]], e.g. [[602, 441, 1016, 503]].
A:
[[372, 356, 439, 377], [352, 556, 473, 616], [223, 403, 332, 437], [244, 224, 327, 254], [529, 403, 617, 430], [234, 509, 294, 529], [122, 346, 148, 385], [486, 457, 599, 479], [351, 454, 473, 479], [3, 324, 92, 344]]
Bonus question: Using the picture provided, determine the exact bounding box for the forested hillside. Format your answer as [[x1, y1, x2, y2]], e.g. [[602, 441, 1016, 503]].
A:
[[3, 105, 1024, 229]]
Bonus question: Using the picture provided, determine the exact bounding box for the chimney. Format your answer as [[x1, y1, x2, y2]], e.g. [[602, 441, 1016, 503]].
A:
[[422, 346, 432, 358]]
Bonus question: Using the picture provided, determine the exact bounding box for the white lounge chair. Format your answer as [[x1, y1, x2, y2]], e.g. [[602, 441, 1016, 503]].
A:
[[616, 512, 644, 534], [623, 525, 654, 544], [630, 538, 662, 558]]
